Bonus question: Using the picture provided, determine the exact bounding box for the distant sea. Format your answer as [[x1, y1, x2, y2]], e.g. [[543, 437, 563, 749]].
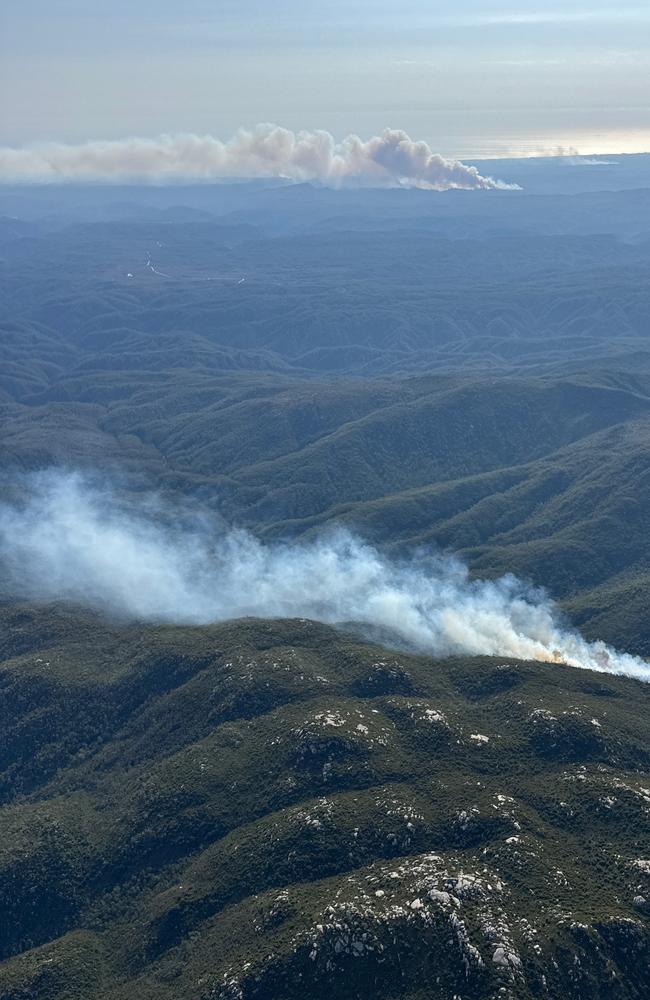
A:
[[319, 107, 650, 161], [426, 108, 650, 160], [446, 126, 650, 160]]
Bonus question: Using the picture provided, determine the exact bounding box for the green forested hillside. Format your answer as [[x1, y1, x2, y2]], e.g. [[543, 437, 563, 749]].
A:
[[0, 610, 648, 1000]]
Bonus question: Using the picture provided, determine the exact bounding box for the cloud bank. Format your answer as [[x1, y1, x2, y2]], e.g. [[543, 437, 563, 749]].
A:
[[0, 472, 647, 682], [0, 125, 516, 190]]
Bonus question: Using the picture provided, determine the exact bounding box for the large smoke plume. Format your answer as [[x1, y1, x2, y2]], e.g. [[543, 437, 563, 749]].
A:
[[0, 125, 516, 190], [0, 473, 647, 682]]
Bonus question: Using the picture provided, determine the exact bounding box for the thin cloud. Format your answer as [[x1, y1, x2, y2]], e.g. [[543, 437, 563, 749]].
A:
[[441, 8, 650, 27]]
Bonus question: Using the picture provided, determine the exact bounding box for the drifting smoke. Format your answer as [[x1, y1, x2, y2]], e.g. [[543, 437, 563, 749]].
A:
[[0, 125, 517, 190], [533, 145, 616, 166], [0, 472, 647, 682]]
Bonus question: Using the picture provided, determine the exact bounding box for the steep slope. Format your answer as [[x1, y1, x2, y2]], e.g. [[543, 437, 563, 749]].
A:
[[275, 413, 650, 653], [0, 607, 648, 999]]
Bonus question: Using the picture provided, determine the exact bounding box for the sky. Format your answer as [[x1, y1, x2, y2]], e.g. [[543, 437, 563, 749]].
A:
[[1, 0, 649, 158]]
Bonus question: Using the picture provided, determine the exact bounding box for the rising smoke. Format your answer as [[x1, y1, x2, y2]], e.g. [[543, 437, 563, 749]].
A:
[[0, 125, 517, 190], [0, 472, 647, 682]]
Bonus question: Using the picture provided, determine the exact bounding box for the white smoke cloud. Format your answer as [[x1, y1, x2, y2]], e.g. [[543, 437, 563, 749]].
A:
[[0, 471, 647, 682], [0, 125, 517, 190]]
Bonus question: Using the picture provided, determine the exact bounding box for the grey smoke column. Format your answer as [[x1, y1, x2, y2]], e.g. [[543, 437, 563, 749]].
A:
[[0, 125, 517, 189]]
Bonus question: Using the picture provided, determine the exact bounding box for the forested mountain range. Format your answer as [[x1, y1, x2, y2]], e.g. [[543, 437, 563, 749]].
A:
[[2, 161, 650, 653], [1, 156, 649, 999]]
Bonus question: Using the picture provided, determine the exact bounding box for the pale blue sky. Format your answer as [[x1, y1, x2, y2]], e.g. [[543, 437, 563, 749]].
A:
[[2, 1, 649, 155]]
